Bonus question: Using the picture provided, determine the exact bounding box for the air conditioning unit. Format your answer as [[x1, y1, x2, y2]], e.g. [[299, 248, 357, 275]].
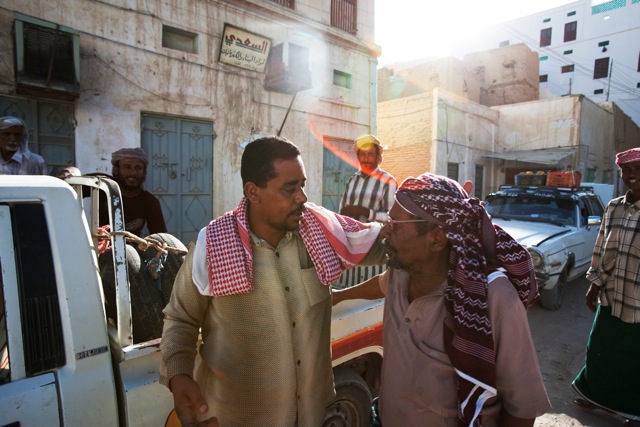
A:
[[14, 14, 80, 100], [264, 42, 312, 94]]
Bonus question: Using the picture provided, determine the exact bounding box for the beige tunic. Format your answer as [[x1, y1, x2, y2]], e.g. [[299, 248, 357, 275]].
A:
[[378, 269, 551, 427], [161, 231, 334, 427]]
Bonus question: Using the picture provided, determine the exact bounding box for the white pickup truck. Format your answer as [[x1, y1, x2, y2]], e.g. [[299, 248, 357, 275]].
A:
[[0, 175, 383, 427]]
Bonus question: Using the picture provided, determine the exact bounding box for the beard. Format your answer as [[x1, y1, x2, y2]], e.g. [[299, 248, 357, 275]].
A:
[[275, 205, 306, 232], [113, 172, 144, 191], [384, 240, 406, 270]]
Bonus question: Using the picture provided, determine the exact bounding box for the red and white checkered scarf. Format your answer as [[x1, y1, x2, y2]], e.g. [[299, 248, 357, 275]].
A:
[[201, 197, 380, 296], [396, 173, 539, 427]]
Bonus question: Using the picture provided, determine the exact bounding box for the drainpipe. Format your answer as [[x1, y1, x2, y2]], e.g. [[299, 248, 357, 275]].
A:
[[369, 56, 378, 133]]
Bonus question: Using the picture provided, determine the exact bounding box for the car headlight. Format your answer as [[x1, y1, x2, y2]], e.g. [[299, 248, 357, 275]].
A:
[[528, 249, 544, 268]]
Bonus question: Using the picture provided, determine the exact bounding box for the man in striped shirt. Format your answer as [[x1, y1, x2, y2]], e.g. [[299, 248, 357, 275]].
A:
[[339, 135, 397, 223]]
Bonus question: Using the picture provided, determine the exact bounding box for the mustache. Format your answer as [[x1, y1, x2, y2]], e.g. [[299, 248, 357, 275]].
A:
[[290, 204, 307, 216]]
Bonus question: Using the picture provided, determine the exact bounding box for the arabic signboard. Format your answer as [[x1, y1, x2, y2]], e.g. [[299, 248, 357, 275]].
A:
[[218, 24, 271, 73]]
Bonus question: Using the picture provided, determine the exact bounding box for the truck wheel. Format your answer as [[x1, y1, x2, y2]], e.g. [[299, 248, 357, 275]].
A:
[[98, 244, 165, 343], [540, 271, 566, 311], [140, 233, 187, 305], [323, 366, 372, 427], [129, 263, 165, 343], [98, 244, 142, 326]]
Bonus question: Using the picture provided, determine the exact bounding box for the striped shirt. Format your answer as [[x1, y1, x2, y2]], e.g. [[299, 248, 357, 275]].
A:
[[339, 167, 397, 223], [586, 193, 640, 323]]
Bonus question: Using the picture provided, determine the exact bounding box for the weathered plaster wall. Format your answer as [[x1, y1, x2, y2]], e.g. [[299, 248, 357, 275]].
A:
[[432, 88, 500, 194], [463, 43, 539, 107], [0, 0, 379, 214], [376, 92, 434, 183]]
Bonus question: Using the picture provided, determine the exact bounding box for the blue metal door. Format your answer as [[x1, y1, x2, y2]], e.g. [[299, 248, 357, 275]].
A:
[[322, 138, 357, 212], [141, 115, 214, 244]]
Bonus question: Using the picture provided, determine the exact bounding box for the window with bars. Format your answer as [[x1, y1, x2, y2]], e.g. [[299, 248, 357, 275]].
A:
[[269, 0, 295, 9], [14, 15, 80, 97], [564, 21, 577, 42], [540, 27, 552, 47], [561, 64, 575, 73], [447, 163, 459, 182], [331, 0, 357, 34]]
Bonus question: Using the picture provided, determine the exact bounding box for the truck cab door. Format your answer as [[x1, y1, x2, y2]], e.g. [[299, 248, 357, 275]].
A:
[[0, 204, 61, 427]]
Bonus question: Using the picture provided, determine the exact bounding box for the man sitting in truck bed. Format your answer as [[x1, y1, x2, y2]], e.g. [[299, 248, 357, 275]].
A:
[[160, 136, 386, 427], [98, 147, 166, 237]]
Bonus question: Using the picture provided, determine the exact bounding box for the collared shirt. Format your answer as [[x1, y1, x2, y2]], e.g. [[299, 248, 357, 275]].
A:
[[586, 193, 640, 323], [378, 269, 550, 427], [161, 231, 335, 427], [0, 150, 47, 175], [339, 167, 397, 223]]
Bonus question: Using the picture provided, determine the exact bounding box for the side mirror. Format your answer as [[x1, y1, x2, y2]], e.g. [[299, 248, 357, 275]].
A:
[[587, 216, 601, 226]]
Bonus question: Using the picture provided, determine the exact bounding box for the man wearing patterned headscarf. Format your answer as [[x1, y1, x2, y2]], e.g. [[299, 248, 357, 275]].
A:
[[99, 147, 166, 236], [0, 116, 47, 175], [572, 147, 640, 423], [334, 172, 551, 427]]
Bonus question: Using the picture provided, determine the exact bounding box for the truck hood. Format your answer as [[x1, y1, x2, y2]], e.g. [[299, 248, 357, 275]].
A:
[[491, 218, 571, 247]]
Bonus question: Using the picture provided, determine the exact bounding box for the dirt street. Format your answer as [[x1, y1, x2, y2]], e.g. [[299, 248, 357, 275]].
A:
[[530, 276, 629, 427]]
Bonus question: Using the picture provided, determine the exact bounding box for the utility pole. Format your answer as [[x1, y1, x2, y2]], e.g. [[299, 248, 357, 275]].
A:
[[569, 78, 572, 95], [606, 59, 613, 102]]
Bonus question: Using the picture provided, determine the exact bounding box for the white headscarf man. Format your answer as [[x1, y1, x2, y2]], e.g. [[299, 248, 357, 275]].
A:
[[0, 116, 48, 175]]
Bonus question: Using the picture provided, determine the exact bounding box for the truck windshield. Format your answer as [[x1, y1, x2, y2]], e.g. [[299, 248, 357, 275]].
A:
[[485, 196, 576, 226]]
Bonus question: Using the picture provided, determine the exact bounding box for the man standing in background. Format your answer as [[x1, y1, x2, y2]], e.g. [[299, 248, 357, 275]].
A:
[[339, 134, 397, 223], [573, 147, 640, 424], [0, 116, 47, 175]]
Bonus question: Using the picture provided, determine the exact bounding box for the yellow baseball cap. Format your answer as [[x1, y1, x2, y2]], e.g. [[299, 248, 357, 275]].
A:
[[353, 134, 389, 153]]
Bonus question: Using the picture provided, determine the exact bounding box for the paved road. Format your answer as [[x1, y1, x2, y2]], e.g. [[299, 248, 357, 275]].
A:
[[530, 276, 630, 427]]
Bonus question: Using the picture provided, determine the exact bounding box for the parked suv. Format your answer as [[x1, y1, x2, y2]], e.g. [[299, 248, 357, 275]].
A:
[[484, 185, 605, 310]]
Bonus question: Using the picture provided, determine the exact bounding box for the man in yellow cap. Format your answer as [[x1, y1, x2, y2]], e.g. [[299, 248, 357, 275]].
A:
[[339, 135, 397, 223]]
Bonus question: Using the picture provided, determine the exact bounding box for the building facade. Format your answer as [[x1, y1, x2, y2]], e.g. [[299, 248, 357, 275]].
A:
[[0, 0, 379, 242], [451, 0, 640, 127], [378, 88, 619, 199]]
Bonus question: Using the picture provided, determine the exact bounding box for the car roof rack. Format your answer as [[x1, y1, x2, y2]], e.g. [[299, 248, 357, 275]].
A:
[[498, 184, 595, 192]]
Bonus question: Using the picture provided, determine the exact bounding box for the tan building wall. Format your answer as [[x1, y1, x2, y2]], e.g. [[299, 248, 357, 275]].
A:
[[377, 46, 638, 197], [377, 92, 434, 183], [378, 57, 475, 103], [378, 89, 623, 196], [463, 43, 539, 107], [377, 89, 501, 197]]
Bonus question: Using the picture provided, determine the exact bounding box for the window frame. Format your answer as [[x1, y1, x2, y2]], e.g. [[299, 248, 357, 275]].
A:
[[564, 21, 577, 42], [540, 27, 552, 47], [593, 57, 610, 79]]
